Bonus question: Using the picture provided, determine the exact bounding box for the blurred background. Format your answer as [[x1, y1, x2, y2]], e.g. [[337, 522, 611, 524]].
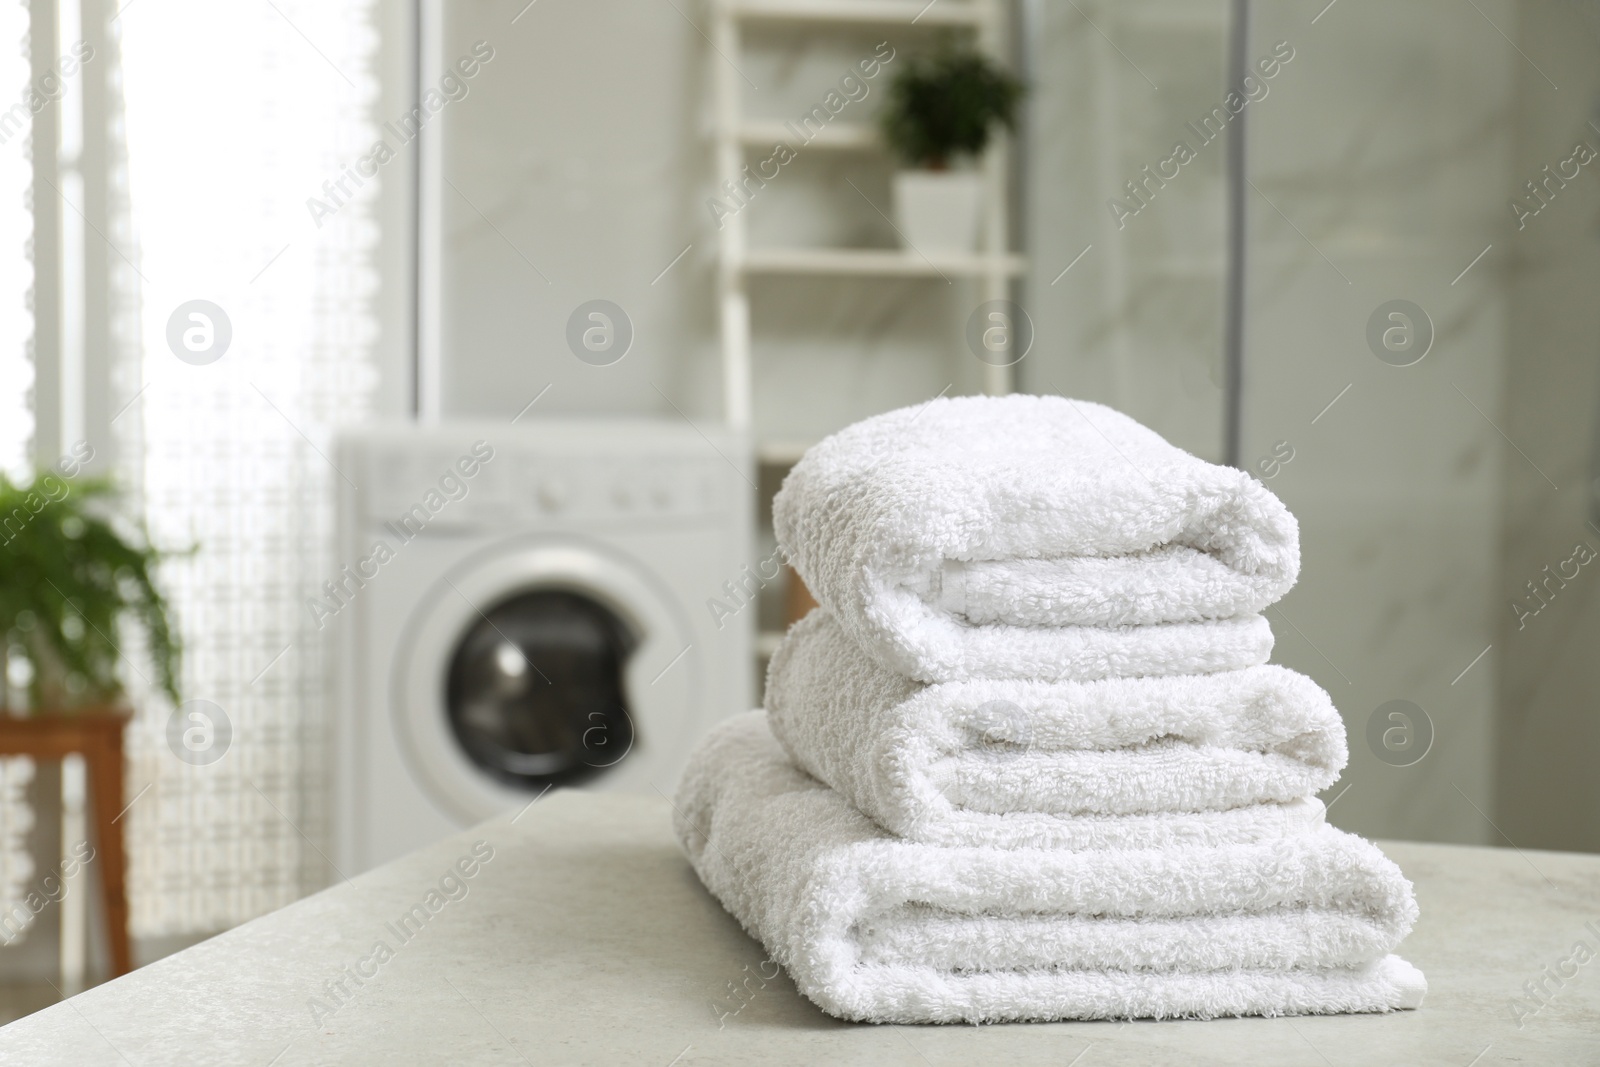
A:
[[0, 0, 1596, 1021]]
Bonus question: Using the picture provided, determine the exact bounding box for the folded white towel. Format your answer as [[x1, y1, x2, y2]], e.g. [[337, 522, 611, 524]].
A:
[[904, 546, 1281, 628], [674, 712, 1425, 1024], [773, 394, 1298, 682], [767, 611, 1346, 848]]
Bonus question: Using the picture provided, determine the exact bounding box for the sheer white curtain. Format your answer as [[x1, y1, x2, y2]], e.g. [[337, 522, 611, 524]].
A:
[[0, 0, 29, 476], [0, 0, 39, 942], [116, 0, 379, 935]]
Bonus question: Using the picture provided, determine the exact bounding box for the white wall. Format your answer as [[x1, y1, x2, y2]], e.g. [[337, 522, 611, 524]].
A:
[[435, 2, 987, 439]]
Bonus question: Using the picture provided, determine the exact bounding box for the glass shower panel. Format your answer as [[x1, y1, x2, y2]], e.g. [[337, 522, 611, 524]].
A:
[[1241, 0, 1600, 849], [1021, 0, 1232, 463], [1489, 1, 1600, 854]]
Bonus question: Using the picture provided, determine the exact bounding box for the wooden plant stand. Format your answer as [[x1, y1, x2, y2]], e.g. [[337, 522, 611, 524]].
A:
[[0, 710, 132, 977]]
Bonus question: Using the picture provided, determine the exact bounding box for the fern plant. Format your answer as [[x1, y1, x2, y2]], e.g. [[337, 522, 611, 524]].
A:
[[0, 472, 181, 713], [880, 43, 1025, 169]]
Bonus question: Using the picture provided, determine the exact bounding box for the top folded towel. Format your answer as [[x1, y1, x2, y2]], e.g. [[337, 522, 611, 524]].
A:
[[774, 395, 1300, 682]]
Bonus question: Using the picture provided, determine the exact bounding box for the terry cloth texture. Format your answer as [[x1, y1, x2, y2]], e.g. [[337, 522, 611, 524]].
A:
[[772, 394, 1298, 682], [766, 610, 1346, 848], [674, 712, 1425, 1024]]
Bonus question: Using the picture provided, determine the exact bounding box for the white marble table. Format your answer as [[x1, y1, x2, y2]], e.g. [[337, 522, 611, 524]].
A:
[[2, 792, 1597, 1065]]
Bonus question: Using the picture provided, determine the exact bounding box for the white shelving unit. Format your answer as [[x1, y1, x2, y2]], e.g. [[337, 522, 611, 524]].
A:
[[727, 0, 993, 28], [736, 118, 877, 149], [709, 0, 1021, 675], [709, 0, 1021, 434], [744, 247, 1025, 277]]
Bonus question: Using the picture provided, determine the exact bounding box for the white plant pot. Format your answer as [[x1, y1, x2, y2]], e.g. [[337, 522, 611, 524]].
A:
[[891, 170, 984, 255]]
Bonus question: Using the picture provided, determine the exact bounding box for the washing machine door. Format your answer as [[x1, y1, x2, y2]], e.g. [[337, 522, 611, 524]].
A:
[[392, 536, 698, 823]]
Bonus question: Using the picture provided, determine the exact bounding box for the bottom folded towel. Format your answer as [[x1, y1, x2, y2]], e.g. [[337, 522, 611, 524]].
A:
[[674, 711, 1426, 1024]]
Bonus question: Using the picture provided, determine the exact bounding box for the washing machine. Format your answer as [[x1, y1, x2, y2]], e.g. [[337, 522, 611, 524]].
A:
[[330, 419, 753, 874]]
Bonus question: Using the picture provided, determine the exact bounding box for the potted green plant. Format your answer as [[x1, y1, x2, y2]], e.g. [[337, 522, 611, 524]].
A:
[[0, 471, 181, 713], [880, 43, 1024, 254]]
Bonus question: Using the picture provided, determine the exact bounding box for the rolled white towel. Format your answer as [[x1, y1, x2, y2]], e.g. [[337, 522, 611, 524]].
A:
[[773, 394, 1298, 682], [674, 712, 1425, 1024], [766, 611, 1347, 848]]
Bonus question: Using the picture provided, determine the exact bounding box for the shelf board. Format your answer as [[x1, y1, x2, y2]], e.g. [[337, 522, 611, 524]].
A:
[[738, 120, 878, 151], [756, 630, 785, 658], [743, 247, 1025, 278], [728, 0, 985, 27]]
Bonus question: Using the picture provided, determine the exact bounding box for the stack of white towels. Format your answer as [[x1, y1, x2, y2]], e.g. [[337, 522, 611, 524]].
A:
[[674, 395, 1425, 1024]]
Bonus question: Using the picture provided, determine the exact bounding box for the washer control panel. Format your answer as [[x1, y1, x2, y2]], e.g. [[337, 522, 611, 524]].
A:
[[516, 457, 725, 521], [359, 444, 732, 529]]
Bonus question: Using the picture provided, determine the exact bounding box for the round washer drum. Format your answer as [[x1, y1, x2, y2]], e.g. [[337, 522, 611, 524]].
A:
[[445, 587, 637, 789], [391, 536, 698, 824]]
